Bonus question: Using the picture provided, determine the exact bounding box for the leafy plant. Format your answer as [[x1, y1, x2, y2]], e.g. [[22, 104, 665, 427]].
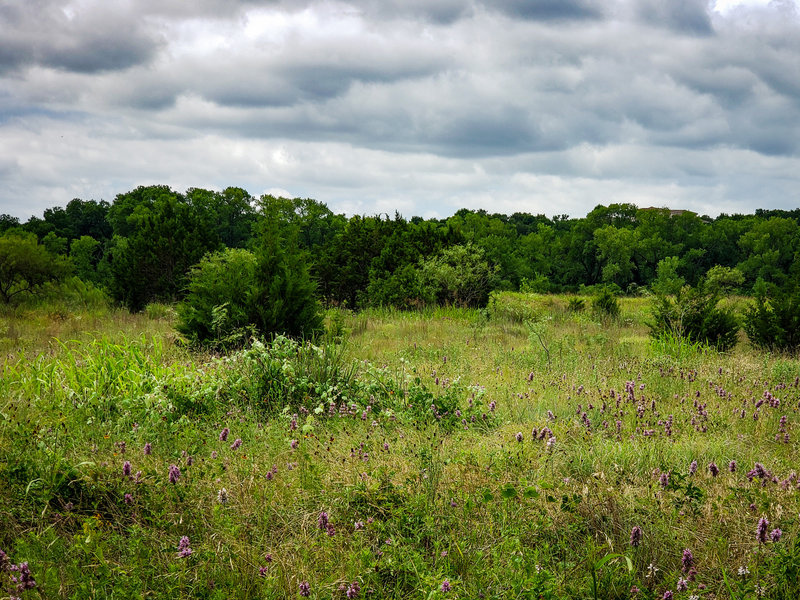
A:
[[592, 287, 620, 319], [649, 278, 739, 352], [743, 280, 800, 354]]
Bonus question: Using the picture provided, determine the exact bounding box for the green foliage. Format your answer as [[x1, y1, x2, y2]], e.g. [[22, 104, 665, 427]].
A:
[[650, 256, 684, 296], [704, 265, 745, 295], [176, 248, 258, 349], [0, 231, 72, 303], [649, 277, 739, 352], [743, 280, 800, 353], [418, 243, 499, 308], [592, 287, 620, 319], [567, 297, 585, 312], [249, 201, 324, 339]]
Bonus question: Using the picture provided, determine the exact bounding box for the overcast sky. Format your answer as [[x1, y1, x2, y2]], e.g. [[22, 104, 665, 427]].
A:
[[1, 0, 799, 221]]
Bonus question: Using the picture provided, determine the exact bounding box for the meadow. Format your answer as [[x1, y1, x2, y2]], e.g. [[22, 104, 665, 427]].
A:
[[1, 293, 799, 599]]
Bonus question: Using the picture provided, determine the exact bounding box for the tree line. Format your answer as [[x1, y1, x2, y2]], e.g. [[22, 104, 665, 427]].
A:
[[2, 185, 799, 312]]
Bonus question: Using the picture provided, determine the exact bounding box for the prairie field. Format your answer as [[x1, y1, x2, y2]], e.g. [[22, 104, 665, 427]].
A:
[[1, 294, 799, 599]]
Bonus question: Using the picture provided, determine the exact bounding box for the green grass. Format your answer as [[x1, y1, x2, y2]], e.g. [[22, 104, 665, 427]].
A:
[[2, 294, 800, 599]]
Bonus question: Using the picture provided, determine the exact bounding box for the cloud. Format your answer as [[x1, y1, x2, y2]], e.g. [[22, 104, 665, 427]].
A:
[[0, 1, 164, 74], [1, 0, 800, 220]]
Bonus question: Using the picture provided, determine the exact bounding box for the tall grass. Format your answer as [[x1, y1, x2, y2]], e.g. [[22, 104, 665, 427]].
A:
[[1, 294, 800, 598]]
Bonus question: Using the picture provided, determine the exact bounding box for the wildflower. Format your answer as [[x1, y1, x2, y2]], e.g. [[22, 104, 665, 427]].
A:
[[354, 521, 365, 530], [346, 581, 361, 598], [264, 553, 273, 562], [659, 472, 669, 489], [9, 561, 37, 592], [259, 566, 268, 577], [219, 427, 229, 442], [124, 493, 133, 504], [738, 566, 750, 576], [441, 579, 452, 592], [168, 464, 181, 484], [230, 438, 242, 451], [662, 592, 673, 600], [143, 442, 152, 455], [515, 432, 523, 443], [757, 517, 769, 544], [677, 578, 688, 592], [546, 436, 556, 451], [217, 488, 228, 504], [630, 586, 640, 595], [646, 563, 659, 578], [299, 580, 311, 597], [771, 528, 782, 542], [290, 439, 299, 449], [318, 512, 329, 530], [689, 460, 697, 475], [326, 523, 336, 537], [122, 461, 131, 478], [681, 548, 694, 573], [708, 462, 719, 477], [177, 536, 192, 558], [729, 460, 737, 473], [211, 450, 218, 459], [630, 526, 643, 547]]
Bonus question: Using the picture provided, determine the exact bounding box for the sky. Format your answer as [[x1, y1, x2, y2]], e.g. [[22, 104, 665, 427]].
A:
[[1, 0, 799, 222]]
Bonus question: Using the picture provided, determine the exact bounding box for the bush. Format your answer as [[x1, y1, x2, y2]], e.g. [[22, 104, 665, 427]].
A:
[[567, 297, 586, 313], [743, 280, 800, 354], [592, 287, 620, 319], [176, 248, 258, 348], [648, 280, 739, 352]]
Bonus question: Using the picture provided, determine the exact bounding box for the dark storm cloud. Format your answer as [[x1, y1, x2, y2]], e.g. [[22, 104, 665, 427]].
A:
[[637, 0, 714, 35], [487, 0, 604, 21], [0, 1, 162, 74]]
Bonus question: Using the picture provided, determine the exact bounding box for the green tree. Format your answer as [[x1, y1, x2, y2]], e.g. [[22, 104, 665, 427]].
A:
[[249, 201, 324, 338], [419, 243, 499, 308], [70, 235, 102, 285], [176, 248, 258, 347], [0, 232, 72, 304]]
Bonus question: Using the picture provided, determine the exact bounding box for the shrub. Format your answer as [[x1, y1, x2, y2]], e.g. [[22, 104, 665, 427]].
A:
[[649, 280, 739, 352], [418, 244, 499, 308], [567, 297, 586, 313], [592, 287, 620, 319], [176, 248, 258, 348], [743, 280, 800, 354]]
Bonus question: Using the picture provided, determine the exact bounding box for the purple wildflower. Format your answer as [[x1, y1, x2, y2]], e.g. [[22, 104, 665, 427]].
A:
[[346, 581, 361, 598], [689, 460, 697, 475], [677, 578, 688, 592], [291, 439, 299, 449], [729, 460, 737, 473], [168, 464, 180, 484], [757, 517, 769, 544], [515, 432, 523, 443], [122, 461, 131, 478], [354, 521, 365, 530], [177, 536, 192, 558], [299, 580, 311, 597], [662, 591, 673, 600], [771, 528, 783, 542], [708, 462, 719, 477], [630, 526, 643, 547], [259, 566, 268, 577], [681, 549, 694, 573], [326, 523, 336, 537], [441, 579, 452, 593], [143, 442, 152, 455], [230, 438, 242, 451], [318, 512, 329, 530], [219, 427, 230, 442], [124, 493, 133, 504], [659, 472, 669, 489]]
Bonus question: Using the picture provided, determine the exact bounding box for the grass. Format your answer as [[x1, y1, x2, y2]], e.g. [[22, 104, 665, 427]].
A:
[[1, 294, 800, 598]]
